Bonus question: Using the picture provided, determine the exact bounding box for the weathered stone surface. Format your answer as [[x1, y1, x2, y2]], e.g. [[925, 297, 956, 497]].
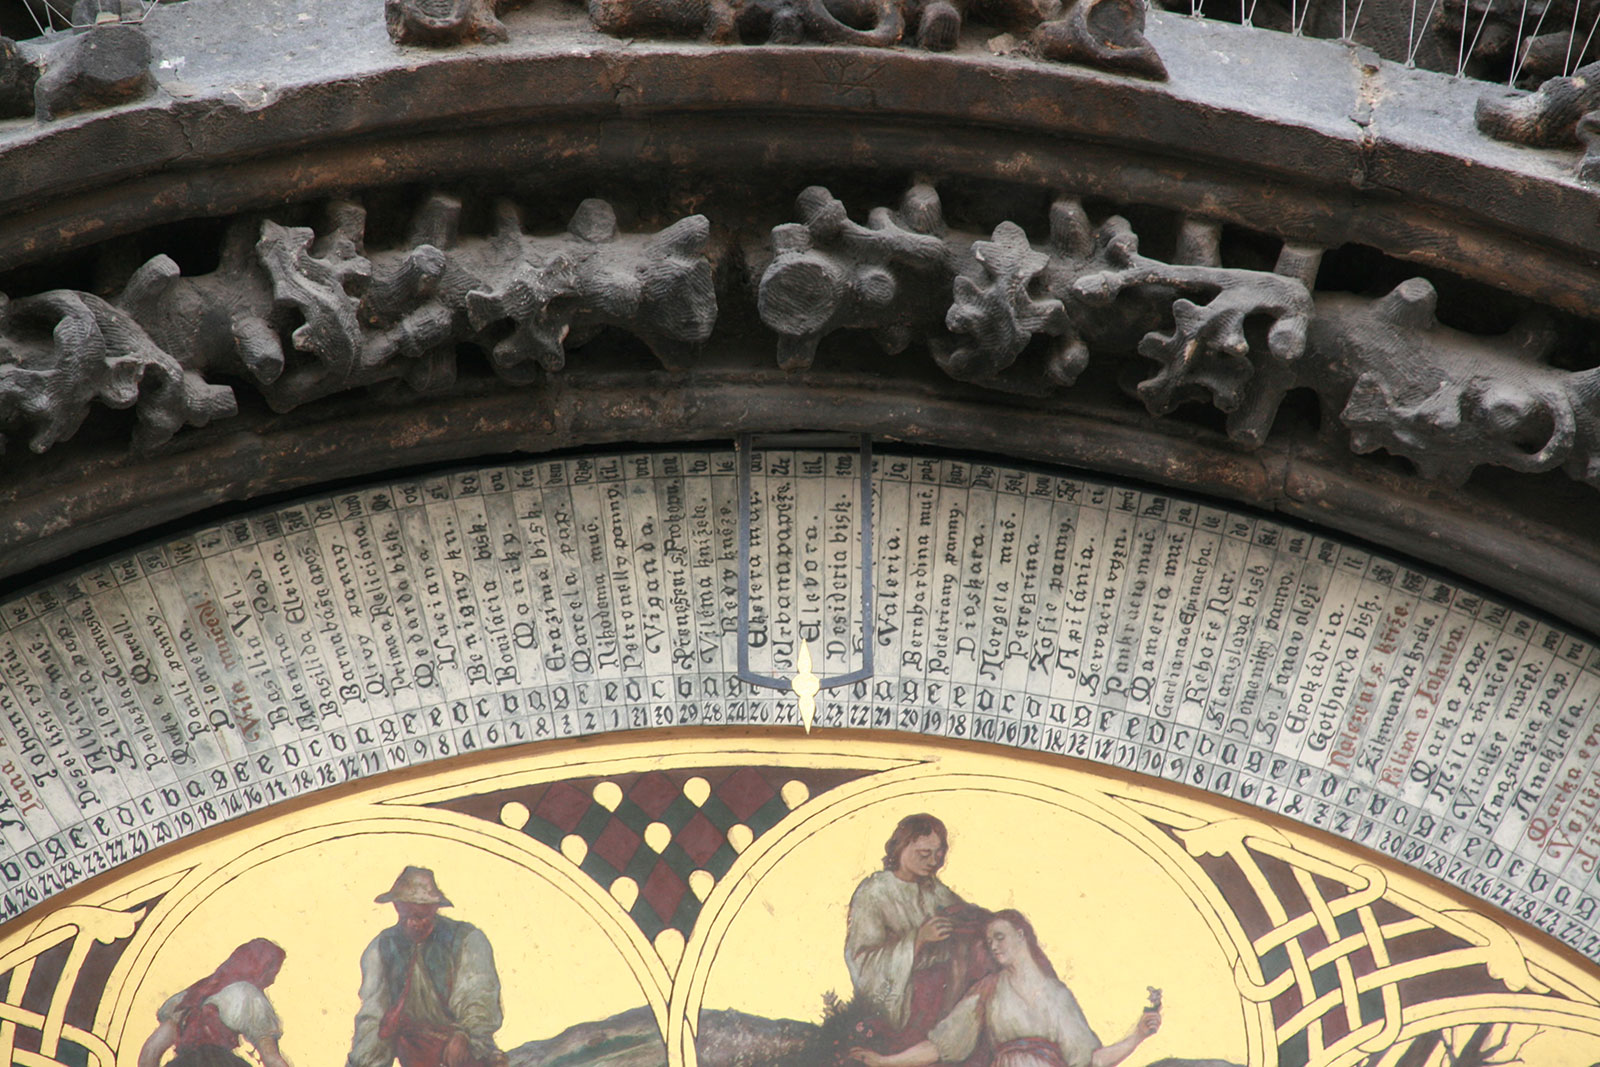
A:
[[582, 0, 1157, 73], [385, 0, 509, 45], [0, 37, 37, 118], [0, 280, 234, 454], [585, 0, 903, 47], [1034, 0, 1165, 79], [757, 182, 1600, 495], [758, 185, 948, 372], [10, 172, 1582, 500], [0, 0, 1590, 646], [69, 0, 153, 24], [0, 193, 715, 449], [1476, 60, 1600, 179], [32, 22, 152, 119]]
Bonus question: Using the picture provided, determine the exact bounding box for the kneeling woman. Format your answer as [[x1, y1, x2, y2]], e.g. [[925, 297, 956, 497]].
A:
[[137, 938, 292, 1067], [851, 911, 1160, 1067]]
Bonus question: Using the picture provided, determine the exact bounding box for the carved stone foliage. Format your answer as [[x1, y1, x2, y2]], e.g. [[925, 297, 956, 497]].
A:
[[585, 0, 905, 47], [387, 0, 1166, 79], [0, 286, 235, 454], [0, 37, 37, 119], [6, 180, 1600, 495], [32, 23, 155, 120], [756, 184, 1127, 382], [1, 21, 160, 123], [0, 195, 715, 454], [1310, 283, 1600, 485], [385, 0, 510, 45], [1031, 0, 1164, 78], [758, 183, 1600, 490], [1476, 60, 1600, 181]]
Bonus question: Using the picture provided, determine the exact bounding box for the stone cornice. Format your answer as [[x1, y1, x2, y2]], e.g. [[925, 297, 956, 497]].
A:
[[0, 0, 1596, 638]]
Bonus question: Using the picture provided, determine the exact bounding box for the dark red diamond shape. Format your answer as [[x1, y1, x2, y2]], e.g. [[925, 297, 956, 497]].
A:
[[1319, 1001, 1351, 1045], [641, 860, 687, 923], [534, 782, 591, 832], [677, 811, 722, 866], [629, 772, 681, 818], [592, 817, 643, 872], [717, 768, 776, 821], [1271, 983, 1302, 1029]]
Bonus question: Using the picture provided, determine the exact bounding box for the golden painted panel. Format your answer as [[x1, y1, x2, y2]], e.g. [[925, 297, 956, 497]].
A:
[[0, 734, 1595, 1067]]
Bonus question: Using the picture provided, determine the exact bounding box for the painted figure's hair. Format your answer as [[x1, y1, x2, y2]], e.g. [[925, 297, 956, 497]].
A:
[[881, 813, 949, 871], [987, 909, 1059, 981], [169, 938, 286, 1050], [189, 938, 287, 999]]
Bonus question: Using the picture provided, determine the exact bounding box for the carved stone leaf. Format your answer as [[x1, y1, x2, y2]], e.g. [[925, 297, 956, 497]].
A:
[[1306, 280, 1586, 486], [1342, 370, 1579, 485], [638, 215, 717, 351], [256, 218, 371, 409], [1074, 243, 1312, 419], [1139, 295, 1263, 414], [0, 290, 235, 454], [464, 199, 716, 375], [468, 257, 582, 374], [1033, 0, 1167, 79], [1477, 59, 1600, 180], [940, 221, 1066, 380], [385, 0, 509, 45], [759, 185, 948, 371]]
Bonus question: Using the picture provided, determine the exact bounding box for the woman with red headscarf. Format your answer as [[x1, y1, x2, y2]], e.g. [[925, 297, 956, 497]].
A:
[[850, 911, 1160, 1067], [137, 939, 292, 1067]]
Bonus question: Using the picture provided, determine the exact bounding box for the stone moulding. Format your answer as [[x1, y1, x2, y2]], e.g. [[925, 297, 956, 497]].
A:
[[0, 195, 716, 457], [384, 0, 1166, 79], [1477, 60, 1600, 181], [4, 180, 1599, 503], [0, 0, 1596, 637], [755, 184, 1600, 491]]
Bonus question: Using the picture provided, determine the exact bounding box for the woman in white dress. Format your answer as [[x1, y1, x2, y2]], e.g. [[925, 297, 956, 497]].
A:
[[137, 938, 293, 1067], [850, 911, 1160, 1067]]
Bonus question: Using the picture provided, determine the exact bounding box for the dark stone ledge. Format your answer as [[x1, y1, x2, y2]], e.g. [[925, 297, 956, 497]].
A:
[[0, 0, 1592, 311], [0, 0, 1598, 638], [1, 367, 1596, 638]]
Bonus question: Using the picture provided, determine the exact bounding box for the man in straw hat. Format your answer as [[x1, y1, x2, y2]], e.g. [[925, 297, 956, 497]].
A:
[[346, 867, 507, 1067]]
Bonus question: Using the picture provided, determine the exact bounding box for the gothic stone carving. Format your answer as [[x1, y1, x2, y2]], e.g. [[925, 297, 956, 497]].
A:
[[378, 0, 1166, 75], [32, 23, 154, 121], [3, 179, 1597, 494], [577, 0, 1163, 77], [385, 0, 511, 45], [0, 284, 235, 455], [0, 38, 37, 120], [758, 185, 1150, 385], [1476, 61, 1600, 181], [1031, 0, 1164, 78], [585, 0, 903, 48], [1311, 282, 1600, 485], [0, 194, 715, 452], [760, 183, 1600, 489], [758, 185, 948, 372]]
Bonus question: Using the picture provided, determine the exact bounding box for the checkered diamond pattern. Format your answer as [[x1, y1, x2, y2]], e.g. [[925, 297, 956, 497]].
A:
[[0, 896, 157, 1067], [1175, 823, 1521, 1067], [434, 766, 873, 940]]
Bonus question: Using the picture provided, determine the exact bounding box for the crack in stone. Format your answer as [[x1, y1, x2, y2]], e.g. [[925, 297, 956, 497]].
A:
[[1350, 43, 1383, 188]]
